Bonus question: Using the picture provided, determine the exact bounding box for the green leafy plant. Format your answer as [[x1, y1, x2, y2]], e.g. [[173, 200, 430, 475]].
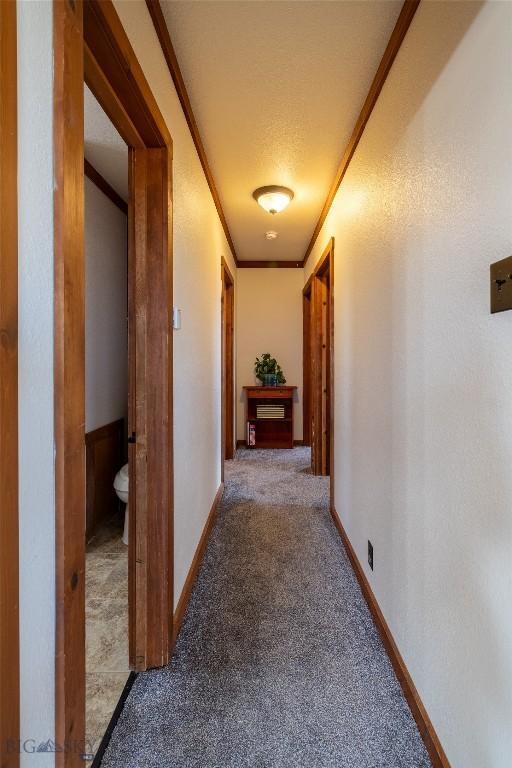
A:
[[254, 353, 286, 385]]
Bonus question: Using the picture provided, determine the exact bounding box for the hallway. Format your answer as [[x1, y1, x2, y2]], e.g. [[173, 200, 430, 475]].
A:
[[5, 3, 512, 766], [101, 448, 430, 767]]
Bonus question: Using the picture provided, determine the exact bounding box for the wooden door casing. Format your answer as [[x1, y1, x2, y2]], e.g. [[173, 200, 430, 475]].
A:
[[55, 2, 173, 764], [0, 2, 19, 765], [302, 286, 312, 447], [128, 146, 173, 670], [307, 239, 334, 507], [221, 258, 235, 471]]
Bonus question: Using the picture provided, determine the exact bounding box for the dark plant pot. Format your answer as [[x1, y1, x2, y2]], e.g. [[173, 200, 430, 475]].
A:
[[260, 373, 278, 386]]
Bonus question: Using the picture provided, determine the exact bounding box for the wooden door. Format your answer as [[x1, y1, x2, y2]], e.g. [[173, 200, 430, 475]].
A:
[[311, 276, 327, 474], [321, 271, 331, 473], [302, 286, 312, 446]]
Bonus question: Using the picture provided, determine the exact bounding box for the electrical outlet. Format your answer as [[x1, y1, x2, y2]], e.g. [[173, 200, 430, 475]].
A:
[[368, 540, 374, 571]]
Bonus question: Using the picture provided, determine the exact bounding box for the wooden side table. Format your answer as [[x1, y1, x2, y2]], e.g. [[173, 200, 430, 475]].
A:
[[243, 386, 297, 449]]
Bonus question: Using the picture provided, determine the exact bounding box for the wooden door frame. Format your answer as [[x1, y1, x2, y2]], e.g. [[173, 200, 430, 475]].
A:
[[302, 277, 313, 447], [0, 2, 19, 765], [221, 257, 235, 475], [54, 1, 173, 764], [306, 238, 334, 509]]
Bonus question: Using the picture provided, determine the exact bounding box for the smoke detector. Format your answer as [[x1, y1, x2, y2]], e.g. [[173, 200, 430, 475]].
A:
[[265, 230, 278, 240]]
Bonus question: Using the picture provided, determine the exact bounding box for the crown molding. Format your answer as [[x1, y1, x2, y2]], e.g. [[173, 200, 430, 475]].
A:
[[303, 0, 420, 267], [238, 260, 303, 269], [146, 0, 239, 265], [84, 158, 128, 215]]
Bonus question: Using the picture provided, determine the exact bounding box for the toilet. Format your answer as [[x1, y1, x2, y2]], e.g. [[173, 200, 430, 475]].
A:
[[113, 463, 129, 545]]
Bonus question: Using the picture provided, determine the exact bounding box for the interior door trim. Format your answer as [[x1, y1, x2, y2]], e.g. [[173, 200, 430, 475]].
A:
[[54, 1, 173, 764], [0, 2, 19, 765], [306, 239, 334, 507], [302, 276, 313, 447], [221, 257, 235, 475]]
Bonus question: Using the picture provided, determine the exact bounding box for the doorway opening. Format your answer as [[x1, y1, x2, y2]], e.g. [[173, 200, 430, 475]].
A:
[[83, 82, 130, 753], [54, 2, 173, 764], [221, 257, 235, 476], [303, 238, 334, 507]]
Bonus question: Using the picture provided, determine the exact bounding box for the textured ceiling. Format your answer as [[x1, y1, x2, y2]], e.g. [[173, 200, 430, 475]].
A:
[[84, 84, 128, 201], [160, 0, 402, 261]]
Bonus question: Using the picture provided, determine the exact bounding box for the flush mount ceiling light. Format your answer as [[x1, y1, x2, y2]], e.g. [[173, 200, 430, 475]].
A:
[[253, 185, 294, 215], [266, 230, 278, 240]]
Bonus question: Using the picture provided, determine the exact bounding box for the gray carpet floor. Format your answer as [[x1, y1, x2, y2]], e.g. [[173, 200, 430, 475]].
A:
[[101, 447, 431, 768]]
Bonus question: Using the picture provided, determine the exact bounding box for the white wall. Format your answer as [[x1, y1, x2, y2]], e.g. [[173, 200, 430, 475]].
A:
[[15, 1, 236, 760], [17, 1, 55, 764], [236, 269, 303, 441], [112, 1, 237, 608], [85, 178, 128, 434], [305, 3, 512, 766]]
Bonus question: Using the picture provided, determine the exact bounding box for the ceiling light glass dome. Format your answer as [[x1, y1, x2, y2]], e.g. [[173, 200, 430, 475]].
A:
[[253, 186, 294, 215]]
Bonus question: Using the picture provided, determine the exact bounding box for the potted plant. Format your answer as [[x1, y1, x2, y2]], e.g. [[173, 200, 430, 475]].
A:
[[254, 353, 286, 386]]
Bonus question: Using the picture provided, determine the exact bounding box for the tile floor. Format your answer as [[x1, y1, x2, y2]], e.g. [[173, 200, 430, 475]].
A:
[[86, 508, 129, 758]]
